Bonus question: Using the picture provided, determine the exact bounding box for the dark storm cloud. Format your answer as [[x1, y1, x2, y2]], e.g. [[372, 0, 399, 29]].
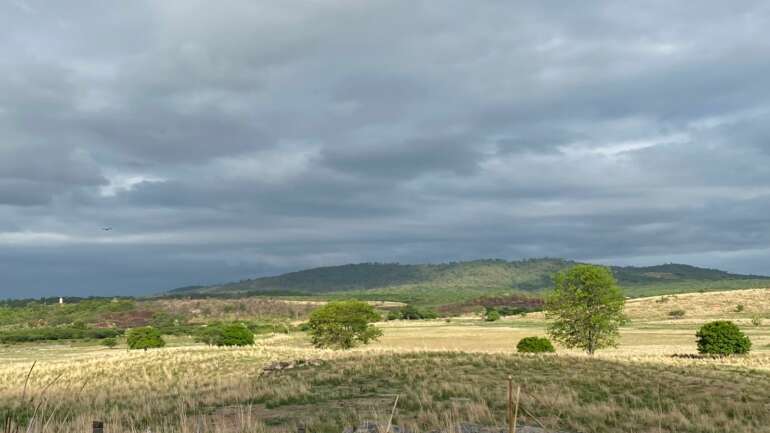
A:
[[2, 0, 770, 297]]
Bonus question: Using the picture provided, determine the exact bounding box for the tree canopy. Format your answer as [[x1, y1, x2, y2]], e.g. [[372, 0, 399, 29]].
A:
[[307, 301, 382, 349], [545, 265, 627, 355]]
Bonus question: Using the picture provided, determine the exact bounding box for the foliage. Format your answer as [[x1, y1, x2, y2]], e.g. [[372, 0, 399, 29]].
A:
[[696, 321, 751, 356], [516, 336, 555, 353], [195, 323, 254, 346], [101, 337, 118, 348], [0, 326, 121, 344], [307, 301, 382, 349], [389, 305, 438, 320], [483, 308, 501, 322], [0, 298, 137, 327], [126, 327, 166, 351], [735, 304, 745, 313], [545, 265, 627, 355]]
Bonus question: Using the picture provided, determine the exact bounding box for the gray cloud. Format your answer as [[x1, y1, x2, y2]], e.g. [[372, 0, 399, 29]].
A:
[[2, 0, 770, 297]]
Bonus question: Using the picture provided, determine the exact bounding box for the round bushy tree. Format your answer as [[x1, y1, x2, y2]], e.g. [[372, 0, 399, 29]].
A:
[[308, 301, 382, 349], [126, 327, 166, 351], [516, 336, 556, 353], [545, 265, 627, 355], [696, 321, 751, 356], [214, 323, 255, 347]]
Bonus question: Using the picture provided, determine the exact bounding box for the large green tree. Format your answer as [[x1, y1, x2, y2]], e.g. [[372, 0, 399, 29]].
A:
[[545, 265, 627, 355], [307, 301, 382, 349]]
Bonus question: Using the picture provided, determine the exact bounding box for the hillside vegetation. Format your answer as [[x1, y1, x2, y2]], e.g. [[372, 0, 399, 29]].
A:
[[169, 258, 770, 305]]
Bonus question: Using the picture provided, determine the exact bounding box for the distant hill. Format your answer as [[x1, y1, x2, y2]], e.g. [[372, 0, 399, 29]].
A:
[[167, 259, 770, 305]]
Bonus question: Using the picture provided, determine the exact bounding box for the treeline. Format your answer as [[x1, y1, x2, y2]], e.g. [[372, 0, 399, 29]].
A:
[[0, 326, 122, 344]]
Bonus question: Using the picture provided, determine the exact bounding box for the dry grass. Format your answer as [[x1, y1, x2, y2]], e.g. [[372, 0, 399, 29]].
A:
[[5, 289, 770, 432], [624, 287, 770, 322]]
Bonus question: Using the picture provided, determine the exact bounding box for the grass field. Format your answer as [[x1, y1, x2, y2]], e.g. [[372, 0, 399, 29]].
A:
[[3, 288, 770, 433]]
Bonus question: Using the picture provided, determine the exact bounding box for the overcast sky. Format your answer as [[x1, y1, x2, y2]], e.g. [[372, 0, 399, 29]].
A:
[[2, 1, 770, 298]]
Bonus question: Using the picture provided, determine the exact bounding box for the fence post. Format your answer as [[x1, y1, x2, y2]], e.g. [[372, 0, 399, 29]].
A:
[[507, 376, 513, 433], [92, 421, 104, 433]]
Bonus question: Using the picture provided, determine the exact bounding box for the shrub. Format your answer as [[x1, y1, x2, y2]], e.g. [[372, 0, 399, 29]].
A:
[[668, 309, 686, 319], [396, 305, 438, 320], [101, 337, 118, 348], [307, 301, 382, 349], [517, 337, 555, 353], [696, 321, 751, 356], [210, 323, 254, 347], [126, 327, 166, 351], [386, 311, 400, 321], [735, 304, 745, 313], [751, 315, 763, 327], [483, 308, 501, 322]]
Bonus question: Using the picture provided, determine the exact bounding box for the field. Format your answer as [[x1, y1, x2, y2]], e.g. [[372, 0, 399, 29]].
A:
[[3, 289, 770, 433]]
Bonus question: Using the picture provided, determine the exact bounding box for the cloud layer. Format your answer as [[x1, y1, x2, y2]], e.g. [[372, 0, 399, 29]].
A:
[[2, 0, 770, 297]]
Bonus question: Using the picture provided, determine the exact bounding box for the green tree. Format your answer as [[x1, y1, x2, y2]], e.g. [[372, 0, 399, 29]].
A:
[[696, 321, 751, 356], [126, 327, 166, 351], [307, 301, 382, 349], [101, 337, 118, 349], [545, 265, 627, 355]]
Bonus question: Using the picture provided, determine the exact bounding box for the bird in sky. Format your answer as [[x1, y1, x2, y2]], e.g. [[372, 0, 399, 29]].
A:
[[102, 227, 113, 231]]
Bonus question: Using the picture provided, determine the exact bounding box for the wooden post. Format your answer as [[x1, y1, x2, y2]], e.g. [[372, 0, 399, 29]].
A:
[[507, 376, 513, 433], [92, 421, 104, 433], [513, 385, 521, 433]]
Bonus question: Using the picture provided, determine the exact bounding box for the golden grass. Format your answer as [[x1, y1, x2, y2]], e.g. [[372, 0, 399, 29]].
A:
[[5, 291, 770, 432], [624, 287, 770, 322]]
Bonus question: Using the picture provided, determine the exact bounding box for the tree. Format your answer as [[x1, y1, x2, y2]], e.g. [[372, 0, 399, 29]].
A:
[[307, 301, 382, 349], [696, 321, 751, 356], [126, 327, 166, 351], [545, 265, 627, 355]]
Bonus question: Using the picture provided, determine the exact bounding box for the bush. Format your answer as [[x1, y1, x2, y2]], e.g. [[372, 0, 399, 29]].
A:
[[101, 337, 118, 348], [668, 309, 686, 319], [751, 315, 763, 327], [483, 308, 501, 322], [395, 305, 438, 320], [126, 327, 166, 351], [307, 301, 382, 349], [735, 304, 745, 313], [203, 323, 254, 347], [696, 321, 751, 356], [516, 337, 555, 353]]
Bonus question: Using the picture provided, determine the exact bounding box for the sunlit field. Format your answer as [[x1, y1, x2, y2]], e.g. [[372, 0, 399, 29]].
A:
[[4, 289, 770, 433]]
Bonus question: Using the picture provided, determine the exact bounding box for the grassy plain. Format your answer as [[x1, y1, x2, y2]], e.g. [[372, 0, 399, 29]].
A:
[[3, 288, 770, 433]]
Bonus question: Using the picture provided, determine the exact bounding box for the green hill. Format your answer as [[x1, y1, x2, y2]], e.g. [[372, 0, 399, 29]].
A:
[[168, 259, 770, 306]]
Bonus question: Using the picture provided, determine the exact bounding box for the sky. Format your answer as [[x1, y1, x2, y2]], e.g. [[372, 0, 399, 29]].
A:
[[2, 1, 770, 298]]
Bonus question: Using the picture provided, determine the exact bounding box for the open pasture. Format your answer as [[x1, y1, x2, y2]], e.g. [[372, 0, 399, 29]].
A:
[[3, 289, 770, 433]]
